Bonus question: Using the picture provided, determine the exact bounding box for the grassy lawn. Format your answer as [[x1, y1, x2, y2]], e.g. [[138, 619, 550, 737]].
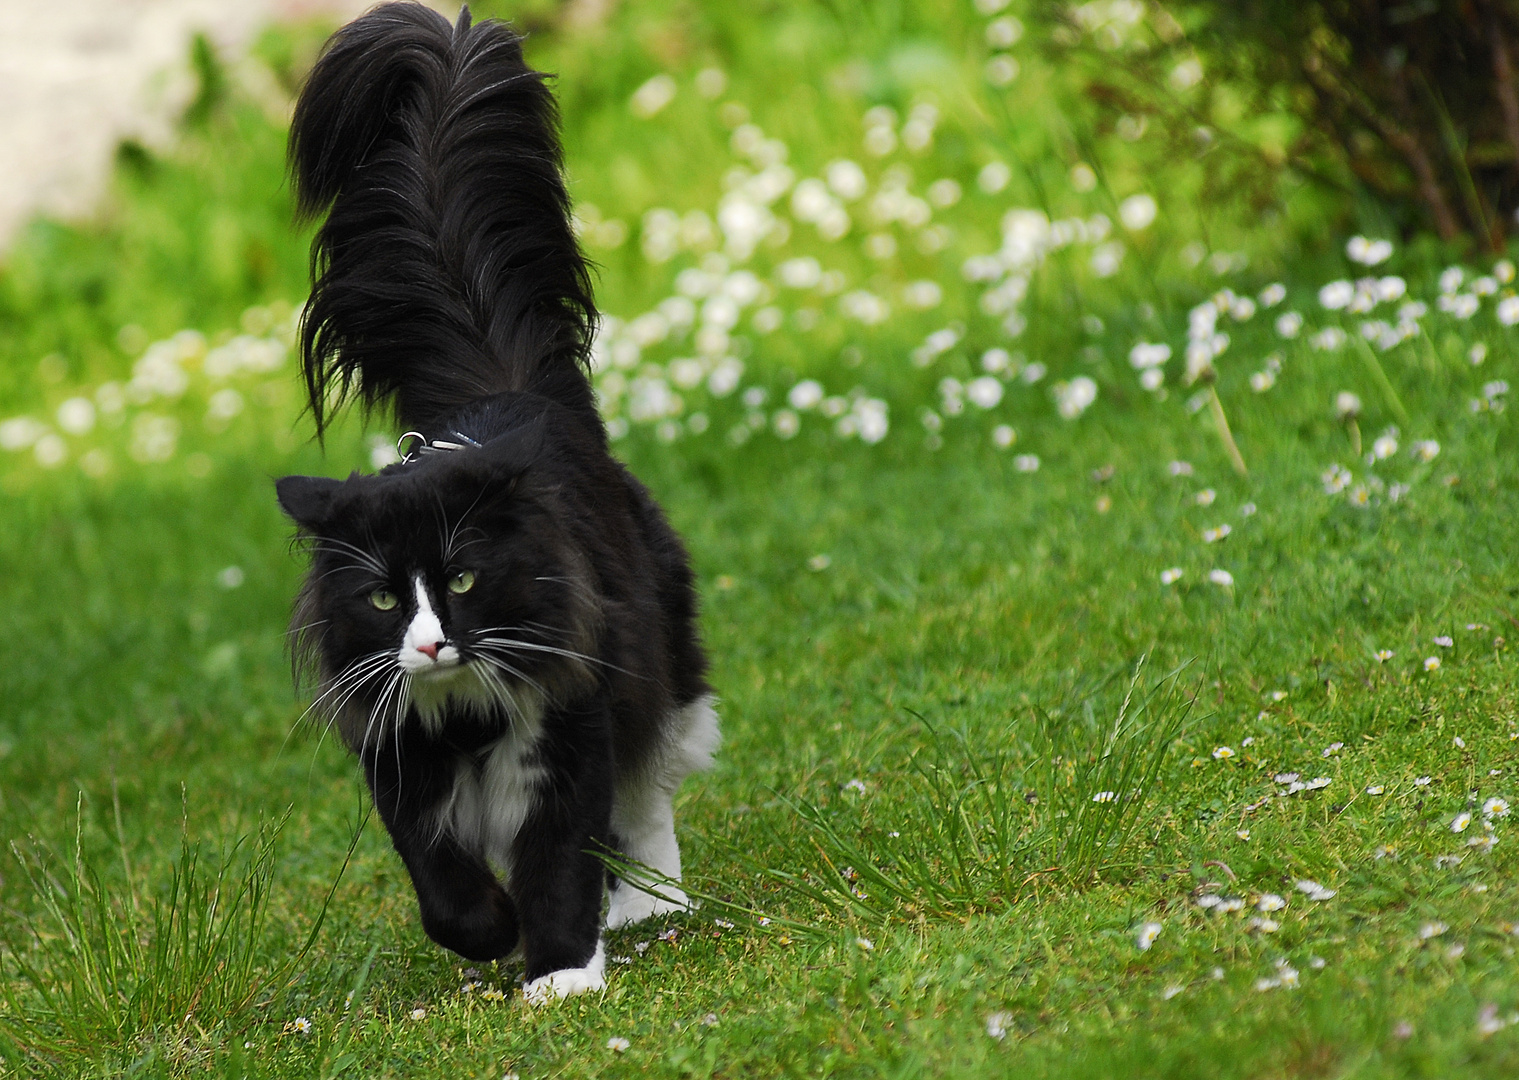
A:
[[2, 2, 1519, 1076]]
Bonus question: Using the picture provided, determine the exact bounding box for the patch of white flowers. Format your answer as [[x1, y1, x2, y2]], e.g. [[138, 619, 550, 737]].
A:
[[5, 58, 1516, 500]]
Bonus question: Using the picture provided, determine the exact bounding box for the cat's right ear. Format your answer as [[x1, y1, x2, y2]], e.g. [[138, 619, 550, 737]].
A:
[[276, 475, 343, 528]]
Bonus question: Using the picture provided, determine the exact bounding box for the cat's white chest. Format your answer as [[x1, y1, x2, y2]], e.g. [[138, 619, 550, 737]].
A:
[[437, 705, 546, 877]]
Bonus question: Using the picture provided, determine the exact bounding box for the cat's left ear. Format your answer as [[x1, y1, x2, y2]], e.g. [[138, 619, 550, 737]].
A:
[[276, 475, 343, 528]]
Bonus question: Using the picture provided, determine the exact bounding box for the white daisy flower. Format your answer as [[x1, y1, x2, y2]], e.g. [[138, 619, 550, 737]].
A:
[[985, 1011, 1013, 1040], [1319, 280, 1355, 309], [1275, 311, 1303, 337], [1296, 879, 1336, 901], [1347, 236, 1393, 265]]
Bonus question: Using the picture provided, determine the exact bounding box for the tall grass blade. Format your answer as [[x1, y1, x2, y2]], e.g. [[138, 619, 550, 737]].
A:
[[727, 656, 1193, 928], [592, 846, 824, 941], [0, 799, 366, 1071]]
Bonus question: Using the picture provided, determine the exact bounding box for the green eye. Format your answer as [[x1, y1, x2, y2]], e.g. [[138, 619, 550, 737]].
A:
[[448, 570, 476, 595], [369, 589, 398, 611]]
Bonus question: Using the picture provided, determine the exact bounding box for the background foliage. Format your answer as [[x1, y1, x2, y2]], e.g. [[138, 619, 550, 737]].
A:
[[1166, 0, 1519, 248], [0, 1, 1517, 1076]]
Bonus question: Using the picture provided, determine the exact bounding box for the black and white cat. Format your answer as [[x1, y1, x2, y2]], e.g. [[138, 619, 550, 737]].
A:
[[275, 2, 717, 1002]]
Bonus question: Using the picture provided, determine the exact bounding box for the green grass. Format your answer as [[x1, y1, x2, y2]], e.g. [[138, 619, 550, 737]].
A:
[[2, 1, 1519, 1076]]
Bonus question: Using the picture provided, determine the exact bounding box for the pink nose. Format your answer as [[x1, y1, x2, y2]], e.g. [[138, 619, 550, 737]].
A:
[[417, 643, 439, 660]]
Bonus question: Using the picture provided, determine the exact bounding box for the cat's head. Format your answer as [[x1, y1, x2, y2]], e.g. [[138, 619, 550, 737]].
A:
[[276, 428, 598, 746]]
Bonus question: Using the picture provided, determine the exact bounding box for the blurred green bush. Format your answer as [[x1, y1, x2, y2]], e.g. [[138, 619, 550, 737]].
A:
[[1151, 0, 1519, 249]]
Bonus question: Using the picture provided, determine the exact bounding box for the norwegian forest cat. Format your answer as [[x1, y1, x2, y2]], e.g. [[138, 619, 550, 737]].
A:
[[275, 2, 717, 1001]]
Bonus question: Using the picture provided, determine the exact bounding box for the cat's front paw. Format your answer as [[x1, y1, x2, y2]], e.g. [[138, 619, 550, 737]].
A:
[[522, 942, 606, 1004], [605, 883, 690, 928], [420, 888, 519, 962]]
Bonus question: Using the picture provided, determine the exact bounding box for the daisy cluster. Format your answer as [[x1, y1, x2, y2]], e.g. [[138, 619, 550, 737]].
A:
[[1121, 903, 1334, 999], [1112, 879, 1338, 999], [1152, 460, 1256, 593], [593, 181, 1507, 469], [576, 67, 1518, 464], [584, 86, 1166, 455], [569, 2, 1161, 454], [1360, 618, 1501, 682], [0, 305, 299, 478], [1445, 792, 1511, 856], [581, 93, 1089, 451], [1, 9, 1514, 493]]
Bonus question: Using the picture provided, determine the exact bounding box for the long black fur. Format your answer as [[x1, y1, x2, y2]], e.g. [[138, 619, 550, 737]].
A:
[[276, 3, 713, 988], [290, 1, 597, 435]]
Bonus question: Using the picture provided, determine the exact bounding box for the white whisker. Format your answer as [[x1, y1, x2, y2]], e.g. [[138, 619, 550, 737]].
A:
[[297, 651, 392, 727], [474, 635, 633, 676], [443, 486, 492, 564], [392, 672, 411, 790], [473, 660, 525, 717], [473, 653, 542, 710], [361, 669, 406, 761], [468, 646, 552, 698], [326, 658, 396, 730], [533, 574, 598, 605], [309, 537, 387, 577], [313, 561, 381, 584], [286, 618, 330, 638]]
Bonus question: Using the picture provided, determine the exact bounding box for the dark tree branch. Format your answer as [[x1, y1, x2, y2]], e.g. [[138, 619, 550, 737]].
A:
[[1301, 48, 1461, 239], [1484, 1, 1519, 173]]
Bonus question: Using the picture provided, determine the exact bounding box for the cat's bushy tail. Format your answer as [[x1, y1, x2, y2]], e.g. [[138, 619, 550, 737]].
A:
[[289, 2, 597, 436]]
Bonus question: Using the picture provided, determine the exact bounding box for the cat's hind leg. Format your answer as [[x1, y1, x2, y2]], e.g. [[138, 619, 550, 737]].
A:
[[606, 783, 689, 928], [605, 695, 719, 929]]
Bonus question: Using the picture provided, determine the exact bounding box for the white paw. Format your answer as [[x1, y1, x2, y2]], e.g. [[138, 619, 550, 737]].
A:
[[605, 884, 690, 929], [522, 942, 605, 1004]]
